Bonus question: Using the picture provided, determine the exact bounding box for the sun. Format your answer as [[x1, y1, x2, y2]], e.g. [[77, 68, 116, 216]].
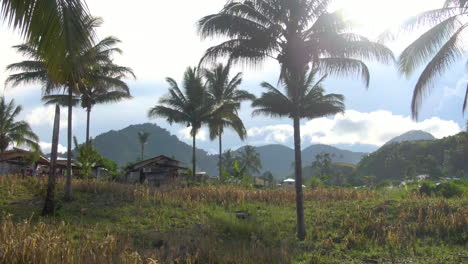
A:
[[333, 0, 443, 38]]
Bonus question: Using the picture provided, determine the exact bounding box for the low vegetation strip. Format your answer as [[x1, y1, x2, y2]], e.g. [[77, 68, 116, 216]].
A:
[[0, 175, 467, 263]]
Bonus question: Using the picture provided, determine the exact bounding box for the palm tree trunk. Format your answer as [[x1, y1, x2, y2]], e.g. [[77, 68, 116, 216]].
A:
[[192, 133, 196, 178], [218, 127, 222, 182], [64, 85, 73, 201], [86, 107, 91, 147], [293, 115, 306, 240], [141, 143, 144, 160], [42, 105, 60, 216]]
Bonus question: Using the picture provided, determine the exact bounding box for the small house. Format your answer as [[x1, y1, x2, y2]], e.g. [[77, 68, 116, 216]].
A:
[[0, 148, 50, 176], [126, 155, 187, 186]]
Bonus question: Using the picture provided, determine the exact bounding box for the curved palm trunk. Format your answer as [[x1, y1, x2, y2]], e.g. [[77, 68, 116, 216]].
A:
[[42, 105, 60, 216], [64, 85, 73, 201], [192, 134, 196, 178], [293, 115, 306, 240], [141, 143, 144, 160], [218, 127, 222, 182], [86, 107, 91, 147]]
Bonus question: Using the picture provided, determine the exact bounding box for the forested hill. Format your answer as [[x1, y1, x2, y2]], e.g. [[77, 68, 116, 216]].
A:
[[384, 130, 436, 145], [91, 123, 367, 178], [92, 123, 217, 172], [355, 132, 468, 183]]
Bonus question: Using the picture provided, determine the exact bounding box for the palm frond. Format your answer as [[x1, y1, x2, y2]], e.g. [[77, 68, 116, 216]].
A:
[[411, 24, 468, 119], [399, 15, 461, 76], [317, 58, 370, 87]]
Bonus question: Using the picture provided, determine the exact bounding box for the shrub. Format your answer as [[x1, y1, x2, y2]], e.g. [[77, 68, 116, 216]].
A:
[[307, 177, 324, 188], [419, 181, 437, 196], [436, 182, 463, 198]]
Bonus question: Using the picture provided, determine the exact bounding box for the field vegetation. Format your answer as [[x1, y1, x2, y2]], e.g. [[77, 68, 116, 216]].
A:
[[0, 175, 466, 264]]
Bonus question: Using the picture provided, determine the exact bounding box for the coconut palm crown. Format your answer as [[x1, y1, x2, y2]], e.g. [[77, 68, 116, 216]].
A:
[[204, 63, 255, 179], [148, 67, 215, 177], [394, 0, 468, 118], [0, 96, 40, 153], [197, 0, 394, 85]]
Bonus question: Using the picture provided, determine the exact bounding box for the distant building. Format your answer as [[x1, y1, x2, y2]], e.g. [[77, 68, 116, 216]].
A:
[[125, 155, 187, 186], [0, 148, 49, 176], [280, 178, 305, 188]]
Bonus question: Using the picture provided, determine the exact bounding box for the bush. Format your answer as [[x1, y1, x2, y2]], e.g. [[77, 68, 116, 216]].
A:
[[436, 182, 463, 198], [307, 177, 324, 188], [419, 181, 437, 196]]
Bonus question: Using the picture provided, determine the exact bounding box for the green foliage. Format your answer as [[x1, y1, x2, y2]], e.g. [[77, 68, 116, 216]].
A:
[[419, 181, 437, 196], [74, 137, 102, 179], [356, 132, 468, 184], [306, 177, 324, 189], [419, 180, 466, 198], [0, 97, 40, 153], [436, 182, 464, 198]]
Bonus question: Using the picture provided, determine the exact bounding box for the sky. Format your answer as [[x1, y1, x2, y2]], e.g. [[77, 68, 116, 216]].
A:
[[0, 0, 466, 154]]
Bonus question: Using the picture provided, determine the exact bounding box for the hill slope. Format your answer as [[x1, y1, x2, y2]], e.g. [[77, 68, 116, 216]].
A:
[[355, 132, 468, 184], [92, 123, 217, 173]]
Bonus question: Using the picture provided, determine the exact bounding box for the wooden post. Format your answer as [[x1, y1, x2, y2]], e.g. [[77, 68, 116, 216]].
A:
[[42, 105, 60, 216]]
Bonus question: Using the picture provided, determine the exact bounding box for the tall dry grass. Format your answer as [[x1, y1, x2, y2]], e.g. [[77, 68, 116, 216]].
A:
[[0, 214, 158, 264], [71, 179, 375, 206]]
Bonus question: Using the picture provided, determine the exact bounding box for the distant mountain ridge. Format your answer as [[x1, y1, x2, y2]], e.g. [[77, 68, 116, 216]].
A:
[[385, 130, 435, 145], [91, 123, 367, 179]]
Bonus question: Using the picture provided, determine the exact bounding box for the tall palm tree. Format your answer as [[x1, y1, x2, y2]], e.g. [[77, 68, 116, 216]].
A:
[[148, 67, 215, 178], [1, 0, 93, 80], [394, 0, 468, 118], [42, 54, 135, 146], [198, 0, 392, 240], [6, 25, 118, 200], [137, 131, 151, 160], [204, 63, 255, 179], [252, 68, 345, 240], [0, 96, 39, 153]]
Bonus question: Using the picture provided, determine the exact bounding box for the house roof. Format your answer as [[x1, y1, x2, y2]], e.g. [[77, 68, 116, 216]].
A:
[[283, 178, 295, 183], [127, 155, 187, 171], [0, 148, 49, 165]]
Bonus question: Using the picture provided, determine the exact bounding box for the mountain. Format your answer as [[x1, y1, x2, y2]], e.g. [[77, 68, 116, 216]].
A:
[[385, 130, 435, 145], [92, 123, 217, 173], [91, 123, 367, 179], [355, 132, 468, 184]]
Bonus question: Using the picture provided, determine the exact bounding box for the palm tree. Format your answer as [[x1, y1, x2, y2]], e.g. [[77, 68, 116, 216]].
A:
[[394, 0, 468, 118], [42, 53, 134, 146], [1, 0, 93, 77], [238, 145, 262, 176], [204, 63, 255, 180], [137, 131, 151, 160], [0, 96, 39, 153], [148, 67, 215, 178], [252, 68, 345, 240], [198, 0, 393, 240], [6, 23, 117, 200]]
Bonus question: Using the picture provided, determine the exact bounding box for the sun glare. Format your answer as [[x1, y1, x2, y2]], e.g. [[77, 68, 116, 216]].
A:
[[334, 0, 443, 38]]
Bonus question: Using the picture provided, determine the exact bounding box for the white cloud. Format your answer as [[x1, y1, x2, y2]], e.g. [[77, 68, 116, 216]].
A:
[[247, 110, 462, 147], [435, 74, 468, 113], [25, 105, 69, 129], [248, 125, 294, 143], [39, 142, 67, 154], [178, 127, 208, 142]]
